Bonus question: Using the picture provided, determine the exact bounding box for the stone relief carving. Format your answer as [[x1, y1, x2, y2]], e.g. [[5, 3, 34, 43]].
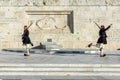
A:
[[69, 0, 85, 5], [43, 0, 60, 5], [0, 0, 119, 6], [26, 10, 73, 33], [35, 16, 68, 31], [70, 0, 79, 5], [105, 0, 113, 5], [35, 16, 56, 29]]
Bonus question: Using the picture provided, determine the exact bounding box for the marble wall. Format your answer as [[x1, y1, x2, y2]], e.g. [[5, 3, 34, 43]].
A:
[[0, 0, 120, 50]]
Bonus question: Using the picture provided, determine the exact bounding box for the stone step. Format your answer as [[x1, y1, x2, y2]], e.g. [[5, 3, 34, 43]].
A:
[[41, 42, 58, 45], [0, 72, 120, 76], [0, 64, 120, 76], [0, 68, 120, 72], [40, 41, 63, 50], [0, 64, 120, 67], [45, 45, 63, 50]]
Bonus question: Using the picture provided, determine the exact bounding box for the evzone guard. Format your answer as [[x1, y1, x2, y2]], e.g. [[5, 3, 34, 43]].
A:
[[88, 22, 112, 57], [22, 21, 33, 56]]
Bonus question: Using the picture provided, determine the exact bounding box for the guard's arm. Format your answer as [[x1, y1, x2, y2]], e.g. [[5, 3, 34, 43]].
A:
[[105, 24, 112, 31]]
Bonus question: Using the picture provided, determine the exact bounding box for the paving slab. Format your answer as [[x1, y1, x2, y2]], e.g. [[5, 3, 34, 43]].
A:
[[0, 49, 120, 64], [0, 49, 120, 79]]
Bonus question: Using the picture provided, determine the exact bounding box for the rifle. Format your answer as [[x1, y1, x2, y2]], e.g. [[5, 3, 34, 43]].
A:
[[93, 21, 100, 29], [27, 20, 33, 29]]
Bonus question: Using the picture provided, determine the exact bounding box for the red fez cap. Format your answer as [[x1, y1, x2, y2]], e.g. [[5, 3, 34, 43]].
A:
[[101, 25, 105, 28], [24, 25, 27, 27]]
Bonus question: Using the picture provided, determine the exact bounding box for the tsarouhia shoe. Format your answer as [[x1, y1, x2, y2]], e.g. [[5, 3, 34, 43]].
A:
[[24, 53, 29, 56], [88, 43, 93, 47], [100, 54, 106, 57]]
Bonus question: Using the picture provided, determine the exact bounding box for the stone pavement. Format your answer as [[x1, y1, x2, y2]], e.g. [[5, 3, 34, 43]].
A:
[[0, 49, 120, 80], [0, 49, 120, 64]]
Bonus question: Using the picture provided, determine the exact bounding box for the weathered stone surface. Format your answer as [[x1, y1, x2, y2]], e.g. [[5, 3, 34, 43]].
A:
[[0, 0, 120, 50], [0, 0, 120, 6]]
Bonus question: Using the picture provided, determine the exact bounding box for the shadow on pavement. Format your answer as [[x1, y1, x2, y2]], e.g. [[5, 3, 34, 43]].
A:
[[2, 49, 24, 53], [2, 44, 43, 53], [117, 48, 120, 50], [54, 50, 85, 54], [2, 49, 34, 53], [31, 44, 43, 49]]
